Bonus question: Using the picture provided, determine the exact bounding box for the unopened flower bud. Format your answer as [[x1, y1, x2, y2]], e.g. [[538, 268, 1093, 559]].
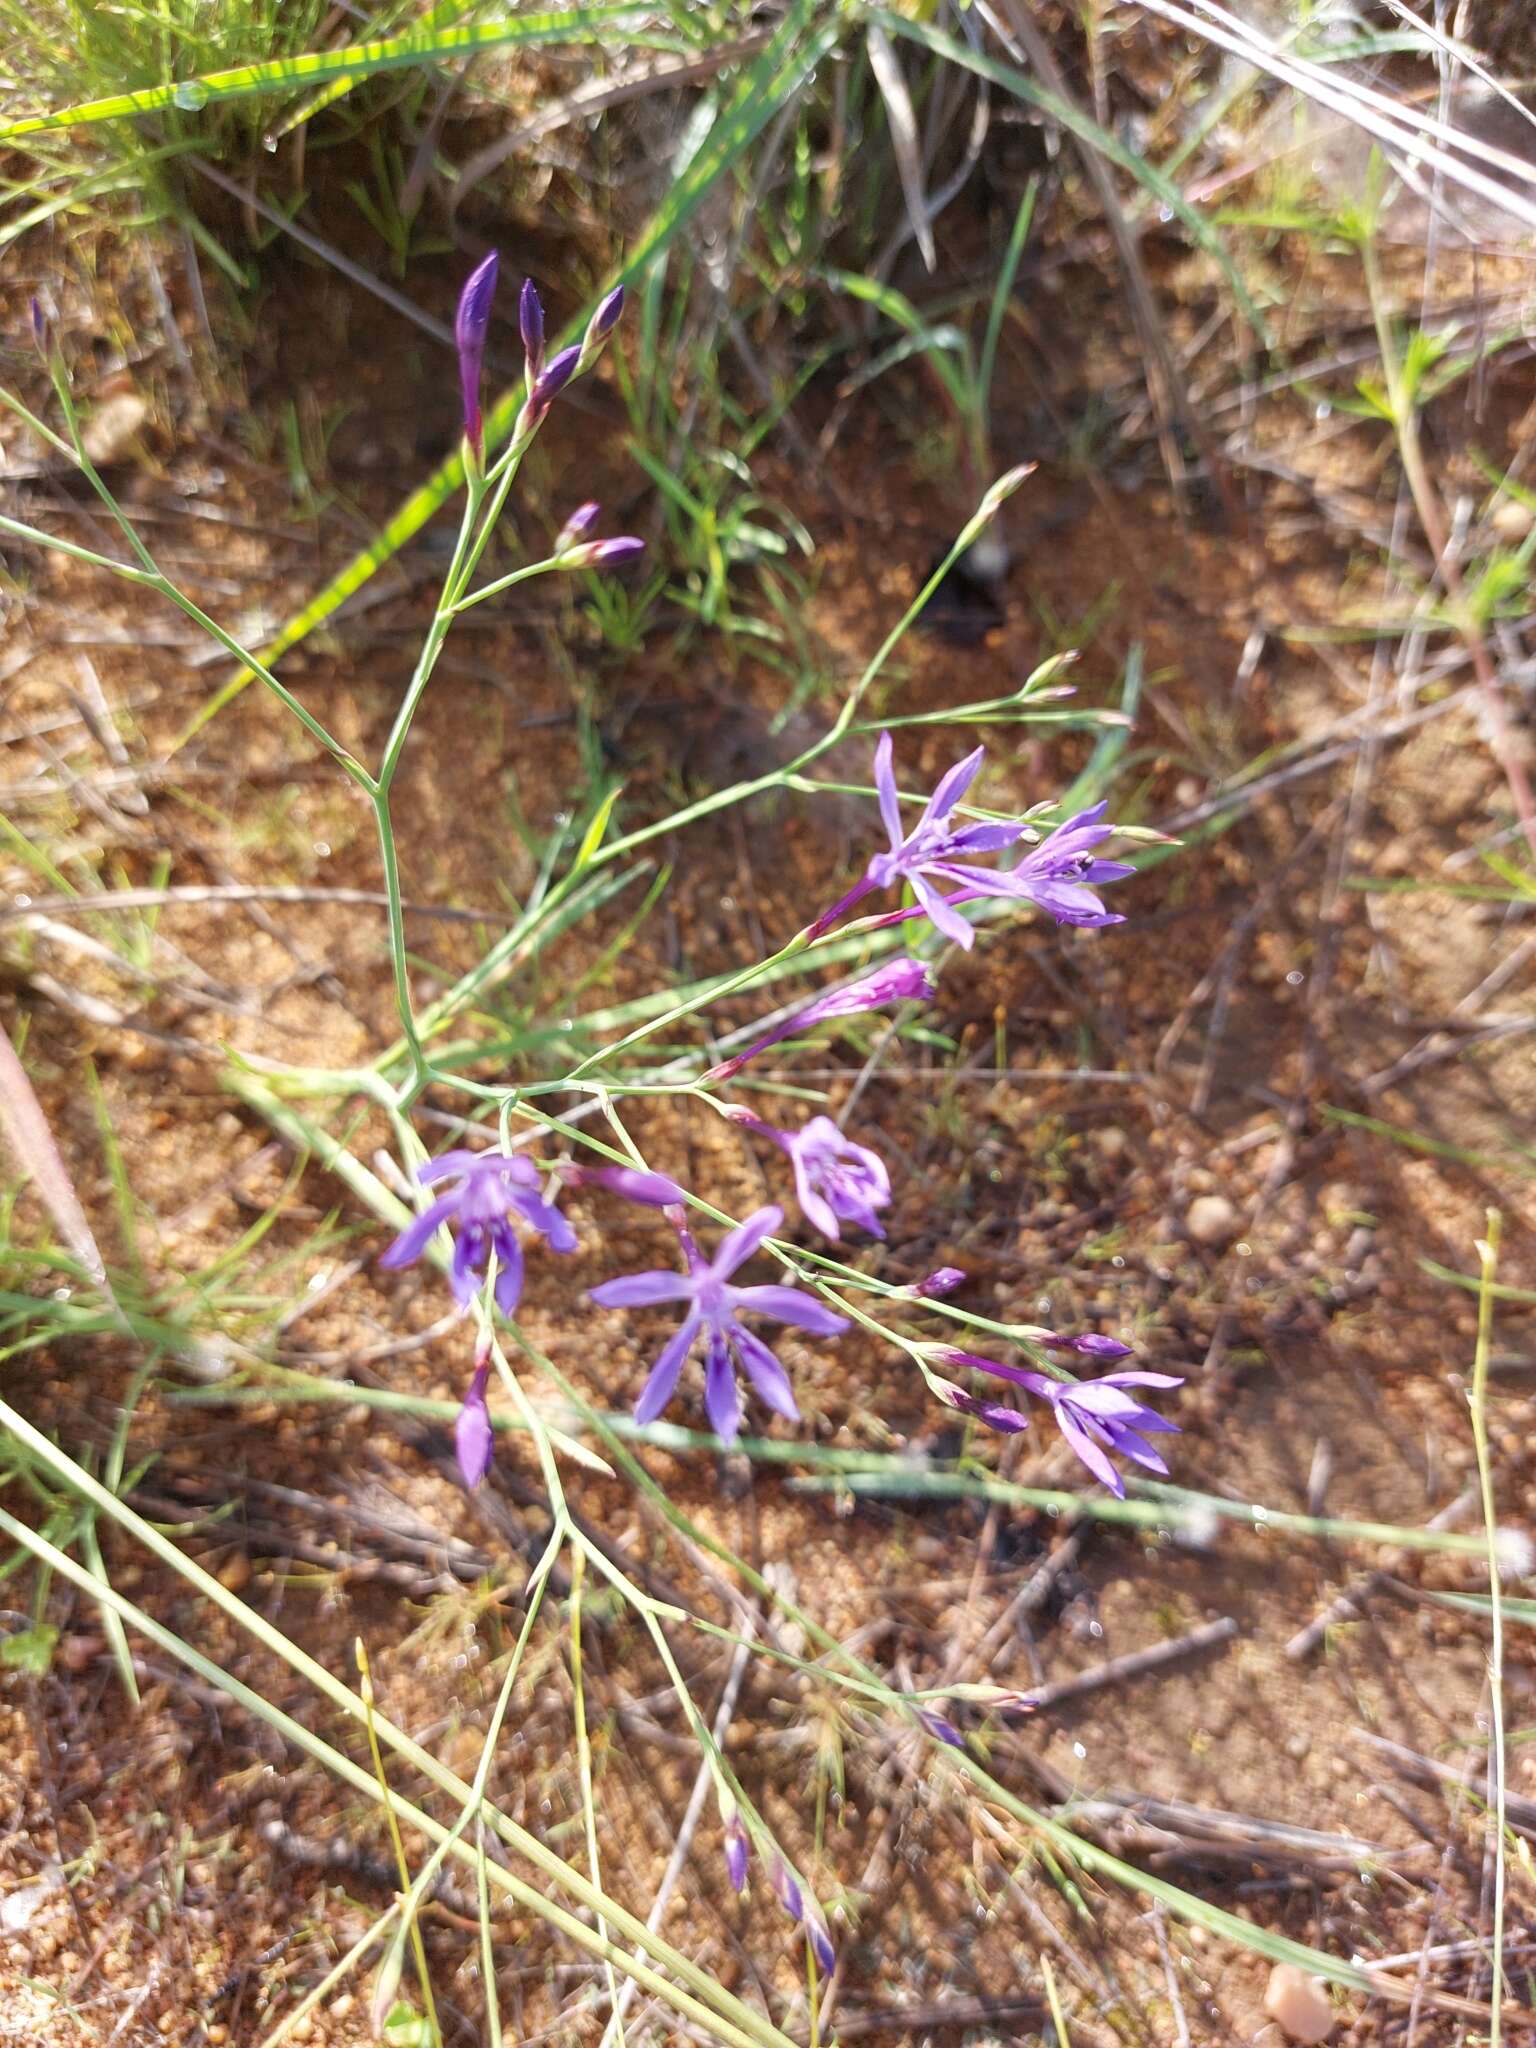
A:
[[554, 501, 601, 554], [519, 276, 545, 385], [454, 251, 499, 464], [578, 283, 625, 369], [724, 1816, 750, 1893]]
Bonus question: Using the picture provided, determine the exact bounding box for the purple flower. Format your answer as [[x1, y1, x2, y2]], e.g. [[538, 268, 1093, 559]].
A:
[[808, 733, 1025, 946], [519, 277, 545, 385], [724, 1816, 750, 1893], [379, 1149, 577, 1316], [934, 802, 1134, 930], [454, 1356, 495, 1489], [809, 734, 1133, 945], [744, 1115, 890, 1242], [455, 252, 499, 461], [589, 1205, 847, 1439], [943, 1351, 1182, 1497], [703, 957, 936, 1083]]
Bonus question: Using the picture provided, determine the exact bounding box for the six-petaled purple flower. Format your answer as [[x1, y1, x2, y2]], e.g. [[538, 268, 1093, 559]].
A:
[[942, 1348, 1183, 1497], [589, 1205, 847, 1439], [808, 733, 1133, 946], [735, 1113, 890, 1242], [380, 1149, 577, 1315]]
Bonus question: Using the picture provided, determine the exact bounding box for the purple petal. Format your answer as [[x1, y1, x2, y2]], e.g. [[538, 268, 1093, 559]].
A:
[[731, 1285, 848, 1335], [874, 731, 903, 849], [1107, 1427, 1171, 1475], [703, 1332, 742, 1441], [710, 1205, 783, 1279], [634, 1318, 698, 1425], [591, 1270, 694, 1308], [1054, 1408, 1126, 1495], [919, 745, 984, 828], [378, 1192, 460, 1270], [946, 820, 1027, 853], [492, 1239, 525, 1317], [416, 1148, 483, 1186], [731, 1326, 800, 1422], [511, 1187, 579, 1254], [911, 873, 976, 949], [790, 1149, 843, 1243], [450, 1224, 488, 1306]]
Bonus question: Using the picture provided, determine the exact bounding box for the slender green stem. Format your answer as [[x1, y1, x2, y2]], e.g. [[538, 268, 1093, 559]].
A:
[[1470, 1210, 1507, 2046]]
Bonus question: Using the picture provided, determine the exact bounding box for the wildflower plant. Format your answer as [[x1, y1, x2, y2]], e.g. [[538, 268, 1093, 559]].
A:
[[1, 253, 1194, 2035]]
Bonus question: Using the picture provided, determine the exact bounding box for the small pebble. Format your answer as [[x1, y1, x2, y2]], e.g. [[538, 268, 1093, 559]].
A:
[[1186, 1195, 1240, 1247], [1264, 1962, 1334, 2043]]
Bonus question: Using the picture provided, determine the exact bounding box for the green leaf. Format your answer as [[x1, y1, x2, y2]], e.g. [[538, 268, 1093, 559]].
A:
[[1, 1623, 59, 1675], [0, 5, 653, 140], [573, 786, 624, 874]]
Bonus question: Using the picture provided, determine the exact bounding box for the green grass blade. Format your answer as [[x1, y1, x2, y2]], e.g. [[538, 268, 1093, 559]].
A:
[[872, 7, 1271, 347], [0, 5, 654, 140], [171, 0, 843, 745]]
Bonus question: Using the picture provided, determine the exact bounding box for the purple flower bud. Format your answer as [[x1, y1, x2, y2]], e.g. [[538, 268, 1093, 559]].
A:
[[909, 1266, 965, 1299], [703, 957, 937, 1083], [806, 1910, 837, 1976], [917, 1705, 966, 1748], [519, 276, 545, 384], [554, 501, 601, 554], [771, 1860, 803, 1923], [724, 1817, 750, 1893], [577, 284, 625, 369], [567, 1164, 687, 1208], [564, 535, 646, 569], [933, 1379, 1031, 1434], [1045, 1332, 1135, 1360], [455, 252, 499, 462], [529, 344, 580, 418], [29, 297, 48, 357], [454, 1357, 495, 1489]]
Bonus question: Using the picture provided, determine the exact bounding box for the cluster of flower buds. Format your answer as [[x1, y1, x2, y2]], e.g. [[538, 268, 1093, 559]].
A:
[[452, 254, 634, 503]]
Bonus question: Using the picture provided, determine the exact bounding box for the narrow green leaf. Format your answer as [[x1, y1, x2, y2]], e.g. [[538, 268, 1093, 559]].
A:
[[0, 5, 652, 140]]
